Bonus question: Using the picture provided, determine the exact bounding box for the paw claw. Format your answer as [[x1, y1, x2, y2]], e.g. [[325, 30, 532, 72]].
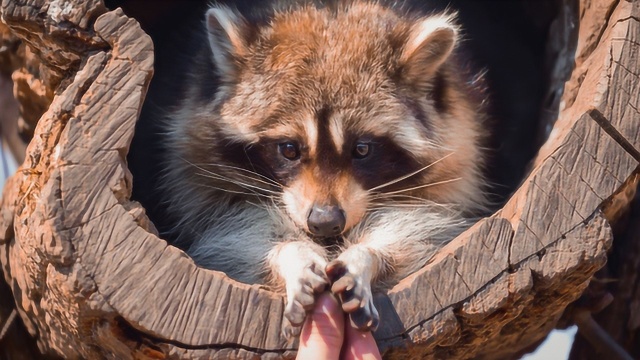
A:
[[282, 261, 330, 338], [325, 260, 347, 282], [284, 301, 306, 326], [326, 259, 380, 332], [349, 305, 380, 332], [331, 275, 355, 293], [282, 318, 302, 339], [342, 297, 361, 313]]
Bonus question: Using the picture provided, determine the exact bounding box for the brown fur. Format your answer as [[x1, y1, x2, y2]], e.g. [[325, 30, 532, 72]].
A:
[[161, 0, 488, 337]]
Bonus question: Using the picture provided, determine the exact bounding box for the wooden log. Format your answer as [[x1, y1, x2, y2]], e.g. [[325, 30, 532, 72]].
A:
[[565, 6, 640, 346], [568, 186, 640, 359], [0, 0, 638, 359]]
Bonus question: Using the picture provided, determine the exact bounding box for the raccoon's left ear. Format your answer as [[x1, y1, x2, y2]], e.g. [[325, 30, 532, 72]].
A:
[[206, 5, 249, 83], [400, 14, 459, 91]]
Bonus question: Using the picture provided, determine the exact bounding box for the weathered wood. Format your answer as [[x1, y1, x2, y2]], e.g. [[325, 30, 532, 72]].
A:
[[0, 0, 638, 359], [384, 212, 611, 359], [569, 191, 640, 359]]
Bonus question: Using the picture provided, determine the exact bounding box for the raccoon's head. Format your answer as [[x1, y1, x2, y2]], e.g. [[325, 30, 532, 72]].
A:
[[195, 2, 485, 237]]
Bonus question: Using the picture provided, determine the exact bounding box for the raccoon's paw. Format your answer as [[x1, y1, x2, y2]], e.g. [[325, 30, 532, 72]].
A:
[[281, 318, 302, 339], [325, 260, 380, 332], [282, 262, 329, 338]]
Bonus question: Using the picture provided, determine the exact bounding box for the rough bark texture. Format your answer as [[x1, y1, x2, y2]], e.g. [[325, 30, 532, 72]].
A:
[[0, 0, 638, 359], [568, 184, 640, 360]]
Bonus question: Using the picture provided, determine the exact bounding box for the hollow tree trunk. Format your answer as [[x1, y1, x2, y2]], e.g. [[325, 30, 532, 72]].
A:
[[0, 0, 639, 359]]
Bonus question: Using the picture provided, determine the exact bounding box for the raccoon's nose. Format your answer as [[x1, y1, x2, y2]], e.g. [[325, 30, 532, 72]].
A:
[[307, 205, 346, 237]]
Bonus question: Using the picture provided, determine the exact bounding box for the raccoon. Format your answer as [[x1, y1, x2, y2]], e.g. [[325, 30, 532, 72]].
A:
[[160, 0, 487, 337]]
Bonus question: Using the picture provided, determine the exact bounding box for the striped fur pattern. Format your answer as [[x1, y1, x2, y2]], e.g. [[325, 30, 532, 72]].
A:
[[160, 0, 488, 337]]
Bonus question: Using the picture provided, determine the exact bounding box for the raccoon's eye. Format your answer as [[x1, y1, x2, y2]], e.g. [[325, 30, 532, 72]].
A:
[[279, 142, 300, 160], [353, 142, 371, 159]]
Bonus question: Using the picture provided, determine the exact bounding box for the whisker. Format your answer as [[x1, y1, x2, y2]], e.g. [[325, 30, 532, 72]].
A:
[[368, 203, 435, 209], [180, 157, 280, 196], [201, 163, 282, 188], [195, 172, 281, 195], [187, 162, 281, 189], [379, 178, 462, 196], [369, 194, 434, 203], [194, 183, 276, 198], [367, 198, 440, 206], [368, 199, 431, 205], [181, 157, 280, 187], [185, 161, 282, 209], [367, 152, 455, 192], [209, 169, 280, 189]]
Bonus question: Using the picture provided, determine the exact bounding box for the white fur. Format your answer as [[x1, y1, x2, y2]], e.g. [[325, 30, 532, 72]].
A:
[[302, 116, 318, 156], [345, 204, 468, 283], [402, 14, 459, 71], [268, 241, 328, 317], [329, 115, 345, 153]]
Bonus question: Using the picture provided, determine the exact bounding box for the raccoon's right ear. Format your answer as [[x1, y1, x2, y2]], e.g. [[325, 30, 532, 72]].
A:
[[399, 14, 459, 91], [206, 5, 249, 82]]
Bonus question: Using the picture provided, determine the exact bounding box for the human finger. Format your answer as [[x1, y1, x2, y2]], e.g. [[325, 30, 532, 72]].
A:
[[296, 293, 344, 360], [341, 321, 382, 360]]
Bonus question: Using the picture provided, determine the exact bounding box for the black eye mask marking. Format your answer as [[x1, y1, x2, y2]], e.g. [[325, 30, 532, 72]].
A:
[[348, 136, 423, 192], [216, 138, 303, 186], [216, 127, 423, 195]]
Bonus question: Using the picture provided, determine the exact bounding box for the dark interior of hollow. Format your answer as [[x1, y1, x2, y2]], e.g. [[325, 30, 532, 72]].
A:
[[108, 0, 577, 240]]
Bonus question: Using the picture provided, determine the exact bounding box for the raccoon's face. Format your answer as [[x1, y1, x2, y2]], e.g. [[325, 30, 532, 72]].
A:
[[199, 3, 484, 236], [230, 104, 429, 236]]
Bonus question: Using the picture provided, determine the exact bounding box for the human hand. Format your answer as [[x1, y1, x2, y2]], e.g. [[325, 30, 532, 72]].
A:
[[296, 293, 382, 360]]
